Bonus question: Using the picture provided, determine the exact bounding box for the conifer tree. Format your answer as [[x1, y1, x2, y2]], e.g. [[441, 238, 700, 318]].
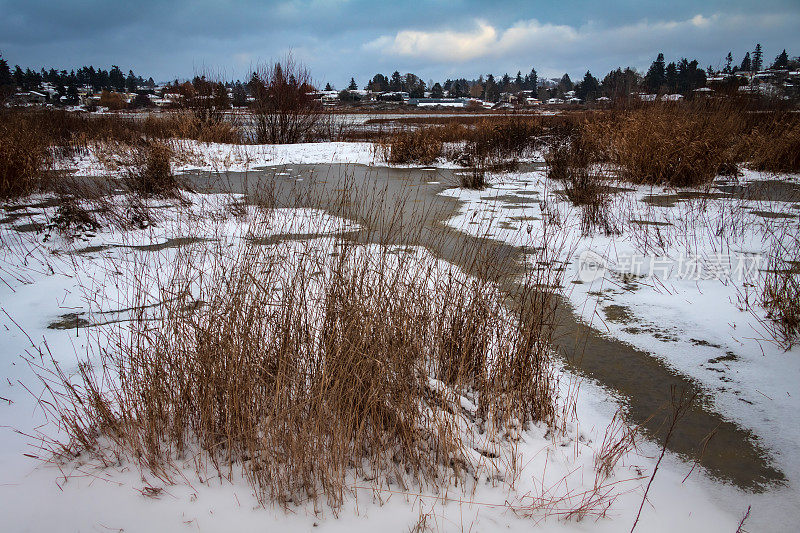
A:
[[644, 53, 666, 93], [752, 43, 763, 72], [740, 52, 751, 72], [724, 52, 733, 74], [772, 49, 789, 70]]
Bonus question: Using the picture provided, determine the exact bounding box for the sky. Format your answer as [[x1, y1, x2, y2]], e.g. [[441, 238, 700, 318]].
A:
[[1, 1, 799, 87]]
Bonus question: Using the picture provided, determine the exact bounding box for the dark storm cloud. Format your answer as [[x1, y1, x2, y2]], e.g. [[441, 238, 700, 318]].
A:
[[1, 1, 799, 86]]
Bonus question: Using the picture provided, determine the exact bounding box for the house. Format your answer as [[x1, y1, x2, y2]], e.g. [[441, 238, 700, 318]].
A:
[[8, 91, 47, 105], [408, 97, 467, 108]]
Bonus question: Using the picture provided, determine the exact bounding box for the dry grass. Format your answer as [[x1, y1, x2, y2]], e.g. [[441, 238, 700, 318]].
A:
[[743, 113, 800, 173], [379, 127, 445, 165], [379, 118, 543, 176], [0, 110, 53, 198], [761, 252, 800, 350], [30, 187, 565, 511], [583, 103, 741, 187], [122, 142, 180, 197]]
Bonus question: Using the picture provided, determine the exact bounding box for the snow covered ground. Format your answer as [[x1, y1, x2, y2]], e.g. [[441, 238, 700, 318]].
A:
[[441, 167, 800, 530], [1, 145, 796, 531], [54, 140, 380, 176]]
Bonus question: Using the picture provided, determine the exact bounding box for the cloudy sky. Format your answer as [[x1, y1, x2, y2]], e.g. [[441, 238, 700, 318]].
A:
[[1, 0, 799, 87]]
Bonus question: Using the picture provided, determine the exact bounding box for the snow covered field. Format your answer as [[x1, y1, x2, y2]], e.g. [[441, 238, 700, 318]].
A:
[[1, 141, 797, 531]]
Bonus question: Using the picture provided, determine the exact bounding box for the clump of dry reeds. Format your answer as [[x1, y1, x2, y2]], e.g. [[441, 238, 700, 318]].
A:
[[123, 141, 180, 197], [379, 127, 445, 165], [583, 103, 741, 186], [31, 194, 564, 510], [463, 119, 543, 166], [742, 113, 800, 173], [380, 118, 541, 179], [544, 126, 615, 234], [0, 109, 52, 198], [761, 253, 800, 349]]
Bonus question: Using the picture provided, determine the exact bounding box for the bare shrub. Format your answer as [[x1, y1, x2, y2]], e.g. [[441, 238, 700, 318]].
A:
[[250, 56, 323, 144], [47, 196, 100, 236], [98, 90, 128, 111]]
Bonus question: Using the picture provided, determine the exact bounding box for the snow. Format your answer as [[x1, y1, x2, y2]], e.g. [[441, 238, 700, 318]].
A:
[[1, 186, 745, 532], [54, 140, 379, 176], [4, 145, 799, 530], [439, 167, 800, 530]]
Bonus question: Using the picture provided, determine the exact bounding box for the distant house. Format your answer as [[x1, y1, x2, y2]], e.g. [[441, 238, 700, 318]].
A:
[[9, 91, 47, 105], [377, 91, 409, 102], [408, 97, 467, 108]]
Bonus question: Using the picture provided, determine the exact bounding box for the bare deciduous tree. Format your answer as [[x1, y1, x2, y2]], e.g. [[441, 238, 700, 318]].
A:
[[249, 55, 321, 144]]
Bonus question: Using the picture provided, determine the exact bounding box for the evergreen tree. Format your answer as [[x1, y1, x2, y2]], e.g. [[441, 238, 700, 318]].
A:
[[431, 82, 443, 98], [558, 73, 573, 92], [724, 52, 733, 74], [0, 54, 12, 88], [131, 92, 153, 108], [366, 73, 389, 92], [13, 65, 24, 88], [575, 71, 600, 101], [125, 70, 137, 92], [528, 67, 538, 96], [600, 67, 641, 101], [644, 52, 666, 93], [389, 71, 403, 92], [483, 75, 499, 102], [409, 79, 425, 98], [324, 82, 333, 91], [348, 77, 358, 90], [752, 43, 763, 72], [740, 52, 751, 72], [500, 73, 511, 92], [515, 71, 523, 89], [65, 84, 79, 104], [232, 81, 248, 107], [665, 62, 678, 93], [109, 65, 125, 91], [772, 49, 789, 70]]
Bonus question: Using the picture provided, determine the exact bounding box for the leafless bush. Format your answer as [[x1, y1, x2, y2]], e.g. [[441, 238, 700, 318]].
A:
[[250, 56, 323, 144]]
